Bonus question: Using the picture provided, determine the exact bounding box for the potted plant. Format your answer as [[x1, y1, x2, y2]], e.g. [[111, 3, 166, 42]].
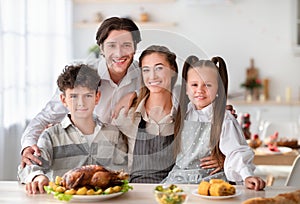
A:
[[88, 44, 100, 58], [241, 78, 263, 100]]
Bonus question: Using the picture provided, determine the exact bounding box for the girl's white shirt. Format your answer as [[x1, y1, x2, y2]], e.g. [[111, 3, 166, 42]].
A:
[[185, 102, 255, 182]]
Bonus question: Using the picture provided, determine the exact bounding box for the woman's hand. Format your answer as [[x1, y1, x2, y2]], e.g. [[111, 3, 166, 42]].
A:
[[21, 144, 42, 168], [200, 155, 224, 175], [25, 175, 49, 194], [112, 91, 137, 119], [245, 176, 266, 191]]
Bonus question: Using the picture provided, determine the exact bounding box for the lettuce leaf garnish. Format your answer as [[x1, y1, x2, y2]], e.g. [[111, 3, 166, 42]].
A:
[[121, 179, 133, 193]]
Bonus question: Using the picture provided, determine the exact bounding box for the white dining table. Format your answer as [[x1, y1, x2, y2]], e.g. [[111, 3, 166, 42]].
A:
[[0, 181, 299, 204]]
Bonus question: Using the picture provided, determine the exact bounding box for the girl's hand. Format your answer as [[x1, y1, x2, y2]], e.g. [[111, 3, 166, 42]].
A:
[[200, 155, 224, 175], [245, 176, 266, 191]]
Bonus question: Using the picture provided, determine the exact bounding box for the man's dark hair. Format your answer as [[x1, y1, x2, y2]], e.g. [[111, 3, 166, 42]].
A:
[[96, 17, 141, 50]]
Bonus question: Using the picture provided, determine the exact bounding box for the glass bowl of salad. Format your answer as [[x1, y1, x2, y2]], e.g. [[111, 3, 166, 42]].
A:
[[154, 184, 188, 204]]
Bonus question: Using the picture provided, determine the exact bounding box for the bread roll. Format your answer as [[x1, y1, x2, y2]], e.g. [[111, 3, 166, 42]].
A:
[[209, 183, 227, 196], [198, 179, 235, 196], [209, 179, 225, 184], [198, 181, 210, 196]]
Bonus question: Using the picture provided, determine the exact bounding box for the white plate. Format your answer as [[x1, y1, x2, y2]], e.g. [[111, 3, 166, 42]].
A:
[[192, 189, 241, 200], [51, 191, 124, 202], [255, 146, 293, 155], [70, 192, 124, 202]]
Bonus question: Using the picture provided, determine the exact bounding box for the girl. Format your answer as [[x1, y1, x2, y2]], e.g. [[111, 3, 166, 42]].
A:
[[164, 56, 265, 190]]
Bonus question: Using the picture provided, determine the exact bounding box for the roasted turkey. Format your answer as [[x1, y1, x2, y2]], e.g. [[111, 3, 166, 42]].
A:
[[60, 165, 129, 190]]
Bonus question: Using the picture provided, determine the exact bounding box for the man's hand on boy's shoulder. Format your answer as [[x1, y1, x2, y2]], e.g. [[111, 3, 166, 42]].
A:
[[21, 145, 42, 168]]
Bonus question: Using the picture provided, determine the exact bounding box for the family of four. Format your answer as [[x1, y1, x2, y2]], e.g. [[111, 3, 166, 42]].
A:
[[18, 17, 265, 194]]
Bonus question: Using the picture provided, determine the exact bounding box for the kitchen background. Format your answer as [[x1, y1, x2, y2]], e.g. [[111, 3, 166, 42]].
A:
[[0, 0, 299, 181], [73, 0, 300, 101], [73, 0, 300, 137]]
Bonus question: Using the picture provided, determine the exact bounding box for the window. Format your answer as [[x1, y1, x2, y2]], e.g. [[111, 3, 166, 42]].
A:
[[0, 0, 72, 180]]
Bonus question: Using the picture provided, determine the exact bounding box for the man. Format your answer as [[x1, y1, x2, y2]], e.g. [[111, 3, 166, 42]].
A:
[[21, 17, 141, 167]]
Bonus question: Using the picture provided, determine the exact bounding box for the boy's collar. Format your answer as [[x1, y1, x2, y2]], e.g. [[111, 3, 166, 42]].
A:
[[61, 114, 103, 129]]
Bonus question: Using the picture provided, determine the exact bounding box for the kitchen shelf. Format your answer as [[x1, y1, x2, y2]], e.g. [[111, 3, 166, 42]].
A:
[[228, 100, 300, 106], [74, 0, 175, 3], [229, 99, 300, 134], [73, 0, 177, 58], [75, 21, 177, 29], [73, 0, 177, 29]]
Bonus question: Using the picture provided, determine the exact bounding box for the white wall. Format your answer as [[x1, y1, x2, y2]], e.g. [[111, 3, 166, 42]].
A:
[[73, 0, 300, 100]]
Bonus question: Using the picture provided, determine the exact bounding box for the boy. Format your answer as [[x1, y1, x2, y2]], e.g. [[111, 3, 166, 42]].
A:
[[18, 64, 127, 194]]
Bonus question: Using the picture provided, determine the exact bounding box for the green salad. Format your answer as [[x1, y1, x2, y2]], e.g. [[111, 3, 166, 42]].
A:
[[154, 184, 187, 204]]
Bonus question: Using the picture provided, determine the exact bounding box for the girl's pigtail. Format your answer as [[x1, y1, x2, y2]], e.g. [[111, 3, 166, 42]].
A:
[[211, 57, 228, 96], [210, 56, 228, 168]]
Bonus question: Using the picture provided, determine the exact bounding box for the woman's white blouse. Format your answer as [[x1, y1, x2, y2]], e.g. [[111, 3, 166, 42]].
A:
[[185, 103, 255, 182]]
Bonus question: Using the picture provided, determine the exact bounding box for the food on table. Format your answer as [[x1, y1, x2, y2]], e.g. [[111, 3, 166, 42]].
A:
[[264, 131, 278, 146], [242, 189, 300, 204], [264, 131, 298, 150], [268, 144, 280, 152], [277, 138, 298, 148], [60, 164, 129, 189], [44, 165, 132, 201], [154, 184, 187, 204], [209, 179, 225, 184], [197, 179, 235, 196], [197, 181, 210, 196], [264, 131, 280, 152], [248, 134, 262, 149]]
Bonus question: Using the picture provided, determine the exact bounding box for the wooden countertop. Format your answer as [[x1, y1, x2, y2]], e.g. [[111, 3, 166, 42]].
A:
[[253, 149, 299, 165]]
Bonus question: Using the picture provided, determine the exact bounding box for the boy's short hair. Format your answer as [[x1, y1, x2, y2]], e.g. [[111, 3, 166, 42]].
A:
[[57, 64, 101, 93]]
